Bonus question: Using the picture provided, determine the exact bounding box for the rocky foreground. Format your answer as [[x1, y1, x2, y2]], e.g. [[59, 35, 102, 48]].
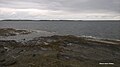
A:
[[0, 35, 120, 67]]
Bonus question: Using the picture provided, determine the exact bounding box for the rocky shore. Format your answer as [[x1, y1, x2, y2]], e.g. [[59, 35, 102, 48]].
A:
[[0, 28, 32, 36], [0, 35, 120, 67]]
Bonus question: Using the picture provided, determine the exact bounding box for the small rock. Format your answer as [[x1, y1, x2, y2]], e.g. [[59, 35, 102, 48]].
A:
[[44, 42, 49, 45], [4, 47, 10, 51], [41, 47, 47, 51], [67, 43, 72, 46], [32, 54, 36, 57]]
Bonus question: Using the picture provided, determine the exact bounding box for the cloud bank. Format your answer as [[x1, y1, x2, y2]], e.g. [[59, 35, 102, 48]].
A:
[[0, 0, 120, 20]]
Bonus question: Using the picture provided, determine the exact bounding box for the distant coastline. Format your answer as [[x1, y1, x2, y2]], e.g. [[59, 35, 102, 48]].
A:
[[0, 19, 120, 22]]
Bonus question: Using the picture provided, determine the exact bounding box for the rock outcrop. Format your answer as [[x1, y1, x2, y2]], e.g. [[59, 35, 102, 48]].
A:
[[0, 45, 16, 66]]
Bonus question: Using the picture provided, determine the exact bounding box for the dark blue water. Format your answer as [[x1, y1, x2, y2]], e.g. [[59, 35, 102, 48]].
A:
[[0, 21, 120, 39]]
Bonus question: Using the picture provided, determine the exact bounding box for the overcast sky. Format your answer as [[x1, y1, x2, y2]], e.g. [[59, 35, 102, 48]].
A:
[[0, 0, 120, 20]]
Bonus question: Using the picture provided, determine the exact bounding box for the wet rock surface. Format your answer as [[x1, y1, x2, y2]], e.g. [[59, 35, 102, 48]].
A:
[[0, 35, 120, 67]]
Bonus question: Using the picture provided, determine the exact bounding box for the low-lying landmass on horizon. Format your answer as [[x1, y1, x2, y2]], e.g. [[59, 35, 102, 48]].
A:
[[0, 19, 120, 22]]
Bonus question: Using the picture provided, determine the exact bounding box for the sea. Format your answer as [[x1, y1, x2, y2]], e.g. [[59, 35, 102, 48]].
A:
[[0, 20, 120, 41]]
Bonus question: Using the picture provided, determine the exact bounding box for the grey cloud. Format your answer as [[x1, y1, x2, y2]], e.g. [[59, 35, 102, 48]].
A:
[[47, 0, 120, 13], [0, 0, 120, 20], [0, 0, 120, 13]]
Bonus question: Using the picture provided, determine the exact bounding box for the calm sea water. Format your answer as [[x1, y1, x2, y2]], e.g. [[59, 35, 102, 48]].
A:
[[0, 21, 120, 40]]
